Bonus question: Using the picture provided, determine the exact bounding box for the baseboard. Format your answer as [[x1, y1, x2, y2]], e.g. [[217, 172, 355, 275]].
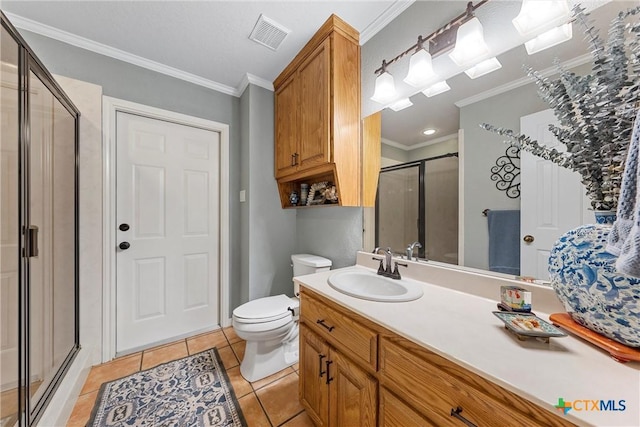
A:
[[37, 349, 92, 427]]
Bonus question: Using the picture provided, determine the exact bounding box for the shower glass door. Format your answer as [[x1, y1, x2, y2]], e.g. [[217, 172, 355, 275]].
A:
[[1, 21, 21, 427], [1, 13, 79, 426], [28, 69, 78, 419], [375, 162, 424, 257], [376, 154, 458, 262]]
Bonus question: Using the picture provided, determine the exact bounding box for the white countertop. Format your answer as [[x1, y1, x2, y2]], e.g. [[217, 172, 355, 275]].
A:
[[295, 255, 640, 427]]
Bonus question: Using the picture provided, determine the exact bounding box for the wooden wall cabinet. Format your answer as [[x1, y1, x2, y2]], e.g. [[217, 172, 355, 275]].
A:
[[274, 15, 367, 208], [299, 286, 576, 427]]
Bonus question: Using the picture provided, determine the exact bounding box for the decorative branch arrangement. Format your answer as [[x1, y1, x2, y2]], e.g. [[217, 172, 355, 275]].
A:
[[482, 4, 640, 211], [491, 145, 520, 199]]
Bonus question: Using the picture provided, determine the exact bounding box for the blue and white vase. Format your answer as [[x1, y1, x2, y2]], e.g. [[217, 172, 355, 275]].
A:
[[594, 210, 617, 225], [548, 224, 640, 347]]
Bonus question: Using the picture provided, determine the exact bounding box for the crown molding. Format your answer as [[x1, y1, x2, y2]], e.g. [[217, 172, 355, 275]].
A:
[[455, 53, 592, 108], [238, 73, 275, 95], [360, 0, 415, 45], [5, 12, 243, 97], [382, 132, 458, 151]]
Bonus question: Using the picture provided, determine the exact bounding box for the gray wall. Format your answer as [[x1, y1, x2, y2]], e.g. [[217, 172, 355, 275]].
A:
[[459, 62, 592, 271], [296, 208, 363, 269], [381, 144, 409, 164], [18, 29, 244, 311], [459, 85, 545, 270], [408, 138, 458, 161], [240, 85, 296, 300]]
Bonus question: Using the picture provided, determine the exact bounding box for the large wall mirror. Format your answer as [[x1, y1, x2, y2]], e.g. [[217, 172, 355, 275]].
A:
[[363, 1, 635, 281]]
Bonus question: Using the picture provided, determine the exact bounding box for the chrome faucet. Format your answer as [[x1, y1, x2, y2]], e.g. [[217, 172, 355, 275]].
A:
[[372, 247, 407, 279], [406, 241, 423, 261]]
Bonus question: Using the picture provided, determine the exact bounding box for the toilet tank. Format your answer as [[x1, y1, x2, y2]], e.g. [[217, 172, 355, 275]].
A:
[[291, 254, 332, 276], [291, 254, 332, 296]]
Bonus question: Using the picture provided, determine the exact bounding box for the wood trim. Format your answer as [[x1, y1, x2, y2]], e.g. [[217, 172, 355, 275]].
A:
[[331, 31, 361, 206], [362, 112, 381, 207]]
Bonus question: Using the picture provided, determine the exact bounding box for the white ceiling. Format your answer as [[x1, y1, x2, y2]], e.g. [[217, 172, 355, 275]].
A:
[[0, 0, 409, 95]]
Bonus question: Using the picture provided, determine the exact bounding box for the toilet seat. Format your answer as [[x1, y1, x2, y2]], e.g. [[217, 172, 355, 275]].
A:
[[233, 294, 299, 325]]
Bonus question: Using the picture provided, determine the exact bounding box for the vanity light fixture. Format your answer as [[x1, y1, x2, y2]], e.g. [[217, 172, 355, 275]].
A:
[[512, 0, 571, 39], [422, 80, 451, 97], [388, 98, 414, 112], [403, 36, 438, 88], [464, 57, 502, 79], [423, 128, 437, 136], [371, 0, 488, 104], [449, 15, 491, 67], [524, 23, 573, 55], [370, 60, 397, 104]]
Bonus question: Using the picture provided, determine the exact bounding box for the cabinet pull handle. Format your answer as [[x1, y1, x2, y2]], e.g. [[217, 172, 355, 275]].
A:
[[450, 407, 477, 427], [318, 354, 326, 377], [291, 153, 296, 166], [316, 319, 335, 332], [294, 152, 299, 165], [325, 360, 334, 384]]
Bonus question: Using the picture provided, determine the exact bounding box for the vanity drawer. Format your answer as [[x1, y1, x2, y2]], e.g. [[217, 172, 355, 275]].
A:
[[380, 387, 453, 427], [300, 290, 377, 371], [380, 337, 575, 427]]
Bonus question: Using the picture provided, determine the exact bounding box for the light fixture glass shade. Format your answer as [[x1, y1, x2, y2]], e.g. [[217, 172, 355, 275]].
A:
[[525, 23, 572, 55], [388, 98, 413, 112], [464, 57, 502, 79], [370, 71, 396, 104], [421, 81, 450, 98], [449, 17, 490, 67], [403, 49, 438, 88], [513, 0, 570, 38]]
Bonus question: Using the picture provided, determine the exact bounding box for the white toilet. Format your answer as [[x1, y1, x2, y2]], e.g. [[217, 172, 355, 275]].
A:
[[232, 254, 332, 382]]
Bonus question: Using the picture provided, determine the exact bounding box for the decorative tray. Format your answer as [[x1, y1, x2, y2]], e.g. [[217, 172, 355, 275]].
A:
[[493, 311, 567, 339]]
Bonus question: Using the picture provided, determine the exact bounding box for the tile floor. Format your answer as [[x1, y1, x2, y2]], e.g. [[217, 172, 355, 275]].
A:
[[68, 327, 314, 427]]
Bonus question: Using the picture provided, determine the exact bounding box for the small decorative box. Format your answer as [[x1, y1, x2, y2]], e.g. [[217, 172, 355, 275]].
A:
[[500, 286, 531, 312]]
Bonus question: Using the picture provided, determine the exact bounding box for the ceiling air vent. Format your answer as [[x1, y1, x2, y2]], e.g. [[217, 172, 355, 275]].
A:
[[249, 14, 290, 51]]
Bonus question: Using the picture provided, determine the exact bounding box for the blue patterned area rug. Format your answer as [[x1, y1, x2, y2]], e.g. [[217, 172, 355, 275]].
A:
[[87, 348, 247, 427]]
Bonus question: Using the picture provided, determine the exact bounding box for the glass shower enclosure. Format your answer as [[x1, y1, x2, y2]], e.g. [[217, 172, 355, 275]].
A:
[[376, 154, 458, 264], [1, 12, 80, 426]]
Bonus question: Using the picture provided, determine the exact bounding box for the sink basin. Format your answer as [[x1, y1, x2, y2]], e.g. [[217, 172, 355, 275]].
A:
[[327, 270, 424, 302]]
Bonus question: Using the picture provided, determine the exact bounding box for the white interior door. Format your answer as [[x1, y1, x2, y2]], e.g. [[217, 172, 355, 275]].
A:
[[116, 112, 220, 353], [520, 109, 590, 279]]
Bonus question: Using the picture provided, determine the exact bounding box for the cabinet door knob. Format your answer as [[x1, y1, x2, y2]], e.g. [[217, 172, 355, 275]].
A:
[[119, 223, 130, 231], [119, 241, 131, 250], [523, 235, 535, 243]]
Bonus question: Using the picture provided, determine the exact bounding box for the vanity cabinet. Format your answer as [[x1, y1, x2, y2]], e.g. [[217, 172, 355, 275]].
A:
[[274, 15, 364, 208], [378, 336, 575, 427], [298, 285, 576, 427], [299, 324, 377, 427], [299, 289, 378, 427]]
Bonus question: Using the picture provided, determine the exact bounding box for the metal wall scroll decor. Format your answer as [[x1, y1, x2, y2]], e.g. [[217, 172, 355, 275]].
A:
[[491, 145, 520, 199]]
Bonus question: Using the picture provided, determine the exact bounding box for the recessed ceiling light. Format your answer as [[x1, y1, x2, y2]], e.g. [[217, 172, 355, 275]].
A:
[[423, 129, 437, 136]]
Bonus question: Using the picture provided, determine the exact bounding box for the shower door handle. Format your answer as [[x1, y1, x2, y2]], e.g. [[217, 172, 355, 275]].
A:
[[26, 226, 39, 257]]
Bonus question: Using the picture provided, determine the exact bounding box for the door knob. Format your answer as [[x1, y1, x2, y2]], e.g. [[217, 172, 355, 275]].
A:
[[119, 242, 131, 250], [523, 235, 535, 243], [119, 223, 130, 231]]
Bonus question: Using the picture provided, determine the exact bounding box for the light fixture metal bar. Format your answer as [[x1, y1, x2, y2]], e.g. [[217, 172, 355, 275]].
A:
[[374, 0, 490, 75]]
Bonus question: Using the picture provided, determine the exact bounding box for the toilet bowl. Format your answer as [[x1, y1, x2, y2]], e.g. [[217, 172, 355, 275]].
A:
[[232, 254, 331, 382]]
